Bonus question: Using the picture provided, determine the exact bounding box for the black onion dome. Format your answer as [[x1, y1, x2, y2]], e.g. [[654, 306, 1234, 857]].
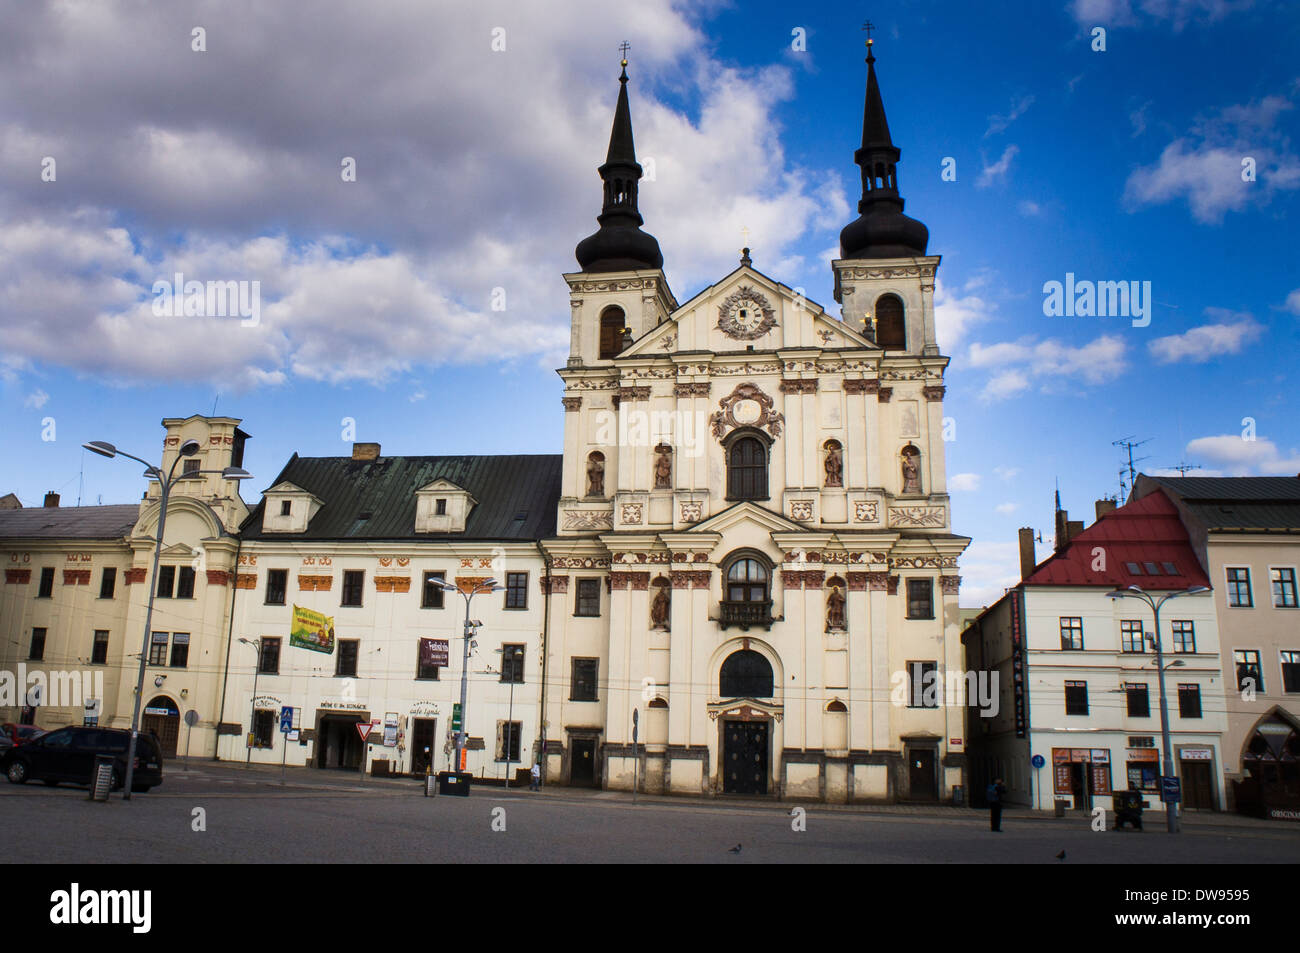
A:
[[839, 43, 929, 260], [575, 63, 663, 272]]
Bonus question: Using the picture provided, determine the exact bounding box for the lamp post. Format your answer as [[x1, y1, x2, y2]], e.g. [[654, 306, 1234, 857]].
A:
[[431, 577, 503, 776], [1106, 584, 1209, 833], [83, 439, 251, 800], [239, 637, 262, 766]]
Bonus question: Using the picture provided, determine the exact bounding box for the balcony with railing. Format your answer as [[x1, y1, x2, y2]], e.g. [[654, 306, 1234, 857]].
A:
[[718, 600, 774, 631]]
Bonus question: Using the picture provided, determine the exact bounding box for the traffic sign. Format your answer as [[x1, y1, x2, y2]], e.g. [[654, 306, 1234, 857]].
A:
[[280, 706, 294, 734], [1031, 754, 1045, 769], [451, 703, 462, 731], [1160, 776, 1181, 803], [356, 722, 373, 743]]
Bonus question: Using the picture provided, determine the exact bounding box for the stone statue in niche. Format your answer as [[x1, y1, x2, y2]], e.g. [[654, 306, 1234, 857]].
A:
[[653, 444, 673, 489], [901, 447, 921, 494], [826, 586, 847, 631], [824, 442, 843, 487], [650, 584, 671, 629], [587, 454, 605, 497]]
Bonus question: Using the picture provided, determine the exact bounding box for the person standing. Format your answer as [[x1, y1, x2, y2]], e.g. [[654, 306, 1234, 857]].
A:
[[987, 778, 1007, 831], [530, 761, 541, 792]]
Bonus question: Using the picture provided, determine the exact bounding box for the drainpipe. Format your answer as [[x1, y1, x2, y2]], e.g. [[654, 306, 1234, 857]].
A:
[[535, 539, 552, 781], [214, 533, 243, 761]]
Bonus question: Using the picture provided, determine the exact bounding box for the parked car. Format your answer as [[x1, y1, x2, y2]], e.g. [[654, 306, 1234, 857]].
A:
[[0, 723, 47, 746], [2, 727, 163, 793]]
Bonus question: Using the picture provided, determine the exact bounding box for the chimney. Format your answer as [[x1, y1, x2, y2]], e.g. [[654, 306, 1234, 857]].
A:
[[1018, 527, 1036, 580], [1095, 499, 1117, 521], [351, 442, 381, 462], [43, 491, 59, 508], [1067, 519, 1084, 544]]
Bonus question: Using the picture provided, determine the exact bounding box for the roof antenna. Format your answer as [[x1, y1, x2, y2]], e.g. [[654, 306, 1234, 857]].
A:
[[1111, 436, 1151, 503], [212, 393, 220, 416]]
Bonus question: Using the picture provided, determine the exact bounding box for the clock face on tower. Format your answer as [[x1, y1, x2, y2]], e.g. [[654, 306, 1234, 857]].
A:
[[717, 285, 777, 340]]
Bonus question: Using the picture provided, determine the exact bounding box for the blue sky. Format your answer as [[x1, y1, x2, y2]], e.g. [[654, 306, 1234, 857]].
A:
[[1, 0, 1297, 605]]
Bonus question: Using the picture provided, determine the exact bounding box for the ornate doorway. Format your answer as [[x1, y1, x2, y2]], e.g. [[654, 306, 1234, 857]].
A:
[[723, 720, 769, 795]]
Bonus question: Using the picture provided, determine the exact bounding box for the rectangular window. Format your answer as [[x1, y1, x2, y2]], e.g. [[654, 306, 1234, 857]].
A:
[[336, 639, 359, 678], [1059, 617, 1084, 650], [1120, 620, 1144, 653], [156, 565, 176, 599], [575, 578, 601, 617], [265, 569, 288, 606], [1127, 763, 1159, 792], [1226, 567, 1253, 607], [1235, 650, 1263, 694], [496, 720, 522, 763], [421, 571, 446, 609], [1125, 683, 1150, 718], [28, 627, 46, 661], [416, 641, 440, 681], [99, 567, 117, 599], [91, 630, 109, 665], [1171, 620, 1195, 654], [182, 458, 201, 477], [906, 661, 938, 708], [169, 632, 190, 668], [176, 565, 196, 599], [1281, 651, 1300, 693], [436, 498, 447, 516], [505, 572, 528, 610], [252, 710, 275, 748], [500, 644, 525, 683], [148, 631, 169, 666], [570, 657, 599, 701], [1177, 684, 1202, 719], [906, 579, 934, 620], [279, 499, 292, 517], [37, 567, 54, 598], [1271, 567, 1298, 608], [341, 571, 365, 607], [259, 637, 281, 675], [1064, 680, 1089, 716]]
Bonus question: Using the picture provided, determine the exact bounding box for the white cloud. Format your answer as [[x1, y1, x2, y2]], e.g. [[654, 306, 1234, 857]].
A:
[[1185, 434, 1300, 476], [1017, 200, 1042, 216], [958, 540, 1023, 609], [985, 95, 1034, 138], [1124, 91, 1300, 223], [994, 466, 1020, 481], [933, 276, 997, 352], [23, 389, 49, 409], [1147, 308, 1264, 363], [1069, 0, 1256, 31], [969, 333, 1128, 399], [950, 472, 981, 492], [1283, 289, 1300, 315], [995, 502, 1019, 515], [977, 145, 1019, 188]]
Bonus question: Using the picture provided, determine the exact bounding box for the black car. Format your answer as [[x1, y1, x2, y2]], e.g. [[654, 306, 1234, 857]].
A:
[[2, 727, 163, 793]]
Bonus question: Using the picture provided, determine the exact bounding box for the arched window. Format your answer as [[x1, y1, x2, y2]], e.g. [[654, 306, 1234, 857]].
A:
[[874, 294, 905, 350], [726, 557, 768, 603], [719, 649, 774, 698], [599, 307, 626, 360], [726, 434, 768, 501], [826, 700, 848, 713]]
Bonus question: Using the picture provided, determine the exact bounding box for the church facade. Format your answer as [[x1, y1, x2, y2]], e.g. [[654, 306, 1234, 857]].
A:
[[539, 45, 969, 801]]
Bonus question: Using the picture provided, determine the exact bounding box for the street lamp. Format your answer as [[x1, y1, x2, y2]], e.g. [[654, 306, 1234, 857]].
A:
[[1106, 584, 1210, 833], [239, 638, 263, 766], [431, 577, 503, 777], [83, 438, 251, 799]]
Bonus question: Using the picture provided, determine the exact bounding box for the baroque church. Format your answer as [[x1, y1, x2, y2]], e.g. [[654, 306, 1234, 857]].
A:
[[540, 41, 969, 800], [0, 42, 967, 804]]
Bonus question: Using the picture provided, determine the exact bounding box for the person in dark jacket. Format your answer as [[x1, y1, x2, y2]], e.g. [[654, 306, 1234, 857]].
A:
[[988, 779, 1007, 831]]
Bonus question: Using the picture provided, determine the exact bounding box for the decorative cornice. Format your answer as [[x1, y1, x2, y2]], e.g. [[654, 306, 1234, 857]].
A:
[[562, 396, 582, 411], [779, 379, 818, 394]]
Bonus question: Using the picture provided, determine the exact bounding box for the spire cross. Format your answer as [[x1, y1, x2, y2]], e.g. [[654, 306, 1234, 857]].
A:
[[619, 41, 630, 60], [740, 225, 750, 245], [862, 20, 874, 44]]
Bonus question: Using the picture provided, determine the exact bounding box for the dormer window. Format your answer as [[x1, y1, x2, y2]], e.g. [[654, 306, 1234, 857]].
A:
[[436, 498, 447, 516], [261, 482, 324, 534], [415, 479, 476, 534], [280, 500, 292, 517]]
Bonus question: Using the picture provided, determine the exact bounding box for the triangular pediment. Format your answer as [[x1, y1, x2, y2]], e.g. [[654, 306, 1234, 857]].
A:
[[688, 501, 807, 535], [416, 478, 468, 495], [622, 263, 873, 357], [160, 542, 197, 558]]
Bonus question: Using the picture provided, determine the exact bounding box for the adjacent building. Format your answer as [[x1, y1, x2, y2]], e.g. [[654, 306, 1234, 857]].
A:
[[1133, 475, 1300, 819]]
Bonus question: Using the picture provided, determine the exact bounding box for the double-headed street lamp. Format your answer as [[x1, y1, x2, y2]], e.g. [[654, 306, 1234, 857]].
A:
[[430, 576, 503, 775], [83, 438, 251, 799], [1106, 583, 1209, 834]]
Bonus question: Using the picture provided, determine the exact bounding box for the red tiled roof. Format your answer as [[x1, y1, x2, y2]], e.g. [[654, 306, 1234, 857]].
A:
[[1023, 490, 1210, 590]]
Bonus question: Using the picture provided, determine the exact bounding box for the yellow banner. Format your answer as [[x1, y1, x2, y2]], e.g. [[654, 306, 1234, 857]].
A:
[[290, 604, 335, 654]]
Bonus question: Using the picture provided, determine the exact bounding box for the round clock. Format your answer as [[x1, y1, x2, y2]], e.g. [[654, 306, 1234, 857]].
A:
[[717, 285, 776, 340]]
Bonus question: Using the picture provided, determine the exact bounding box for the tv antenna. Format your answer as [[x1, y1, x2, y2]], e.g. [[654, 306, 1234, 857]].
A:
[[1112, 436, 1151, 503], [1166, 461, 1202, 476]]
